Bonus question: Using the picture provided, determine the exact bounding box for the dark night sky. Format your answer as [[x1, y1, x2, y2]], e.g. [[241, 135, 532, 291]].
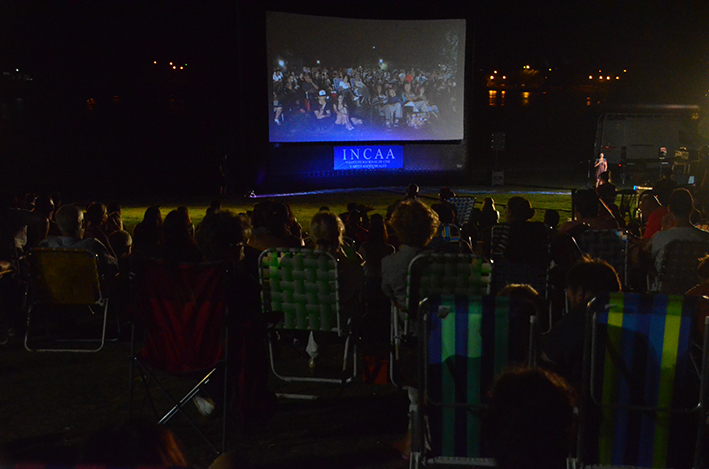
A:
[[2, 1, 709, 100]]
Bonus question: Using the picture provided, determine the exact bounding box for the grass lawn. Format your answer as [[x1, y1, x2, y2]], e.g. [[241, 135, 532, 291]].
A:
[[119, 185, 581, 235]]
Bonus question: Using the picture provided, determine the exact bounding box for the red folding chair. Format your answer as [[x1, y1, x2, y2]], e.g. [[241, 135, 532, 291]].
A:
[[129, 259, 229, 455]]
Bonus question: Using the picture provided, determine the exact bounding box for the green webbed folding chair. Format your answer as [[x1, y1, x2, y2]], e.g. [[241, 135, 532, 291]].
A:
[[411, 294, 537, 468], [259, 247, 357, 387], [578, 292, 709, 469]]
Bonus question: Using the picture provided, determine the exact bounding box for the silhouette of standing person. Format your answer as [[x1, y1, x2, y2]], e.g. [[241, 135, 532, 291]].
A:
[[219, 154, 229, 198], [594, 153, 607, 187]]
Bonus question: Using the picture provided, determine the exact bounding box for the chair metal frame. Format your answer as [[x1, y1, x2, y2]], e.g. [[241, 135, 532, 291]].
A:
[[389, 252, 491, 388], [577, 293, 709, 469], [24, 247, 109, 352], [258, 247, 357, 386], [410, 294, 537, 468], [128, 259, 230, 456]]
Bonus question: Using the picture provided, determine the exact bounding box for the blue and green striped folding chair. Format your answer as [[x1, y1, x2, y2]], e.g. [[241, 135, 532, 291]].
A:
[[389, 253, 491, 387], [258, 247, 357, 385], [578, 292, 709, 469], [411, 294, 537, 468]]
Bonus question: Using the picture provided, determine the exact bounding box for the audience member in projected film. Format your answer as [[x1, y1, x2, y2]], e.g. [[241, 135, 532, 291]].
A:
[[313, 90, 332, 122], [334, 93, 359, 130], [382, 87, 403, 129]]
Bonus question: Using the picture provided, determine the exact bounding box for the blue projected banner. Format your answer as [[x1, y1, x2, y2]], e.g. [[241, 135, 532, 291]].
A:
[[334, 145, 403, 170]]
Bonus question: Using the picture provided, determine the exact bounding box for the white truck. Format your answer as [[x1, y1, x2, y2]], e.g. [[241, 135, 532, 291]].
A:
[[594, 105, 703, 185]]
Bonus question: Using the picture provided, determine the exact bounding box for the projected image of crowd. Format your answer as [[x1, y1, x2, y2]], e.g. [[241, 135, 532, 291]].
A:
[[271, 64, 461, 141]]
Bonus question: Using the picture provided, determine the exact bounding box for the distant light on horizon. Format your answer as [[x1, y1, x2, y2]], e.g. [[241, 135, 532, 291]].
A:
[[169, 62, 173, 66], [589, 75, 593, 79], [172, 66, 176, 70], [153, 61, 157, 64]]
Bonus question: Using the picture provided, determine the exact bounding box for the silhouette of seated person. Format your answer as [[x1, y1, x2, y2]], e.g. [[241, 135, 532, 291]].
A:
[[541, 257, 621, 386], [653, 165, 679, 207], [154, 209, 204, 263], [106, 201, 123, 235], [645, 188, 709, 275], [595, 171, 626, 229], [430, 187, 458, 225], [195, 210, 277, 428], [37, 204, 118, 279], [381, 199, 440, 311], [484, 367, 576, 469], [491, 196, 550, 266], [343, 208, 369, 249], [131, 205, 163, 259], [84, 202, 116, 258], [309, 211, 365, 322], [358, 214, 396, 345], [248, 200, 303, 252], [558, 188, 619, 236], [638, 190, 668, 240]]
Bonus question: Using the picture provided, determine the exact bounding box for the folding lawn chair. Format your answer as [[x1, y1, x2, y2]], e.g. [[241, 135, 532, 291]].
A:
[[649, 240, 709, 294], [577, 292, 709, 468], [489, 224, 551, 298], [129, 259, 230, 456], [574, 229, 629, 287], [258, 247, 357, 386], [448, 196, 476, 226], [389, 253, 491, 388], [24, 247, 109, 352], [410, 294, 537, 468]]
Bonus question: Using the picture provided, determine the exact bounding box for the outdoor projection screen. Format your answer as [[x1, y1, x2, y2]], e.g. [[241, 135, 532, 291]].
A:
[[268, 12, 466, 143]]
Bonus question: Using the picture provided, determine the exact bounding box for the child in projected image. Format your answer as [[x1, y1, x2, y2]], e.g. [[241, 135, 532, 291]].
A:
[[333, 94, 362, 130], [382, 87, 403, 129]]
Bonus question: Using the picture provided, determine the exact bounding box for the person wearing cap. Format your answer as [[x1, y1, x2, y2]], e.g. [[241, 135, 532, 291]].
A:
[[313, 90, 332, 120]]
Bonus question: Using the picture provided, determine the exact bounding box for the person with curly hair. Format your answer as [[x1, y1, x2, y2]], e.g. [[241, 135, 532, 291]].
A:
[[381, 199, 440, 310]]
